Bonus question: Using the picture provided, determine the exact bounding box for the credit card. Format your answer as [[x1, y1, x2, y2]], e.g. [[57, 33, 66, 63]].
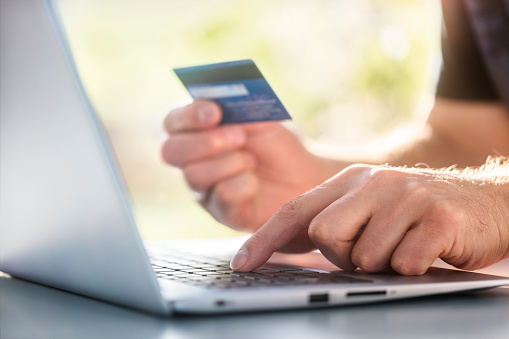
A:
[[173, 59, 291, 124]]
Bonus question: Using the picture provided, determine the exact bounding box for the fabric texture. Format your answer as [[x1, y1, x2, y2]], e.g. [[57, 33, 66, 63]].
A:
[[436, 0, 509, 107]]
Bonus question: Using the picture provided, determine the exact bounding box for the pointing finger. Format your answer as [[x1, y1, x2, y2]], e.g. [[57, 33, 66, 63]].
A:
[[230, 182, 349, 272]]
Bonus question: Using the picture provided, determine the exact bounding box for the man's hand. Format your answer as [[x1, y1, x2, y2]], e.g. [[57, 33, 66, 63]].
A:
[[230, 164, 509, 275], [161, 100, 337, 250]]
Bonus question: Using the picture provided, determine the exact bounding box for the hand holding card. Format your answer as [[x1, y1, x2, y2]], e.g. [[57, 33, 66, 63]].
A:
[[163, 61, 320, 237], [174, 59, 292, 124]]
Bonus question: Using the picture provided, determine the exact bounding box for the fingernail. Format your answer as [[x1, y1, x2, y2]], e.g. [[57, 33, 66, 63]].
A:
[[230, 249, 248, 270], [198, 106, 215, 124]]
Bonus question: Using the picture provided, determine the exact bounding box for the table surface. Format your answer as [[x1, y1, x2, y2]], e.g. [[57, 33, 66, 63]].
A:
[[2, 260, 509, 339]]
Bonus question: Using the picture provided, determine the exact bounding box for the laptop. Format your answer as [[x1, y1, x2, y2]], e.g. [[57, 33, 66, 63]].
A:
[[1, 0, 508, 316]]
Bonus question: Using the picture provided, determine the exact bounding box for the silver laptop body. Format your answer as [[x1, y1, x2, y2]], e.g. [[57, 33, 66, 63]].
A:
[[1, 0, 508, 316]]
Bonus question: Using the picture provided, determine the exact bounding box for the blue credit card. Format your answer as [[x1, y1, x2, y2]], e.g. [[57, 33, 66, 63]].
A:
[[173, 59, 291, 124]]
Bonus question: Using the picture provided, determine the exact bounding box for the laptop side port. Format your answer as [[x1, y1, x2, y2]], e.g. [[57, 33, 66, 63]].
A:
[[309, 293, 329, 303], [215, 300, 226, 307], [346, 290, 387, 297]]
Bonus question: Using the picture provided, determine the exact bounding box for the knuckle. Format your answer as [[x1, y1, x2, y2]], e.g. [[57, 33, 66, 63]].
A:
[[340, 164, 373, 179], [183, 166, 208, 191], [202, 130, 229, 154], [207, 190, 242, 228], [276, 198, 304, 229], [207, 201, 234, 227], [160, 139, 181, 167], [239, 152, 255, 170], [278, 198, 302, 217], [308, 218, 330, 247], [214, 183, 236, 205], [425, 200, 463, 237], [198, 135, 218, 153], [405, 184, 432, 204], [227, 152, 248, 172], [430, 200, 461, 223], [386, 182, 433, 216], [351, 249, 381, 273], [391, 257, 427, 276], [163, 109, 178, 133], [368, 167, 400, 186]]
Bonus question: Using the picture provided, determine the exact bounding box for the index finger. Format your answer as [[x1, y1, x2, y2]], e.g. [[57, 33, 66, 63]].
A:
[[229, 181, 348, 272], [163, 100, 221, 134]]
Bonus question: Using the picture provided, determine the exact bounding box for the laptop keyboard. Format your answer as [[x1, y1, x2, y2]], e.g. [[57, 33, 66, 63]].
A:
[[148, 250, 372, 289]]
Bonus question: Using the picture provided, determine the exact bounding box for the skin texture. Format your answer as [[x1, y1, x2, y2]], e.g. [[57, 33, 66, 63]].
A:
[[160, 98, 509, 274], [162, 101, 336, 251], [230, 164, 509, 275]]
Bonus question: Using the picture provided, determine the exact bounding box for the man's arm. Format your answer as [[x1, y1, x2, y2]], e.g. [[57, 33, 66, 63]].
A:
[[390, 98, 509, 168], [229, 98, 509, 274], [231, 158, 509, 275], [161, 97, 509, 256], [320, 98, 509, 172]]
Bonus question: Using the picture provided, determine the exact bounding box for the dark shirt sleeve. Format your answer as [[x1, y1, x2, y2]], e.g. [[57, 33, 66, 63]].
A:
[[435, 0, 499, 101]]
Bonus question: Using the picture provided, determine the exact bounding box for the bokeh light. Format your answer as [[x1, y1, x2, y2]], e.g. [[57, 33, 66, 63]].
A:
[[56, 0, 441, 239]]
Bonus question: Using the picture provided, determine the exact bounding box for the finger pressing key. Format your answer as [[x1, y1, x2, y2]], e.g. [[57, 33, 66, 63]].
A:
[[230, 181, 348, 272]]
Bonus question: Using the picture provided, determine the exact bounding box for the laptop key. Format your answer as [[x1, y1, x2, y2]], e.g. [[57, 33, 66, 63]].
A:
[[151, 253, 373, 288]]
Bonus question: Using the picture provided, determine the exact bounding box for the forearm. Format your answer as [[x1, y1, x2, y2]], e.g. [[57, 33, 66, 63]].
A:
[[393, 98, 509, 168], [310, 98, 509, 175], [235, 157, 509, 273]]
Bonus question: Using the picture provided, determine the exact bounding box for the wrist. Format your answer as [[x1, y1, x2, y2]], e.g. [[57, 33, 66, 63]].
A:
[[479, 181, 509, 261], [499, 184, 509, 259]]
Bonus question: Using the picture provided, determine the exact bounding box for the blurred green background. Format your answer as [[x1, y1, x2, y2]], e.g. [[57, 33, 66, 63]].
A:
[[56, 0, 441, 240]]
